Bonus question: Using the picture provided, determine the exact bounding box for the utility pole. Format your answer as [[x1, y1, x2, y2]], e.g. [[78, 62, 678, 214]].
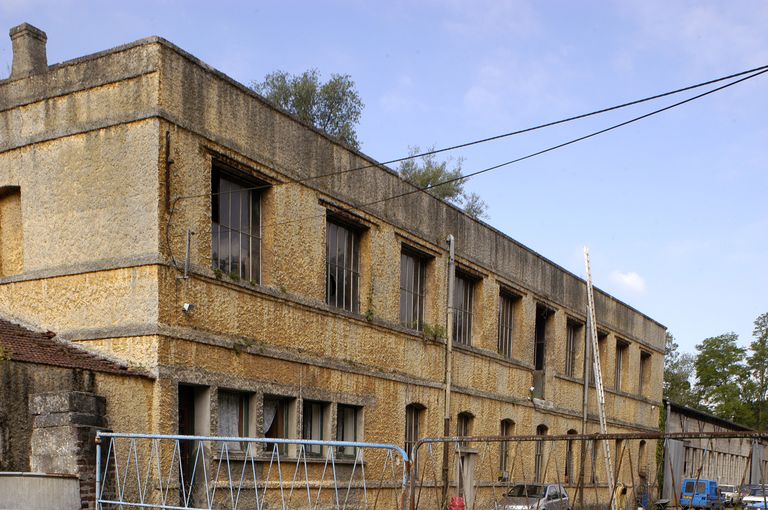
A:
[[442, 234, 456, 510]]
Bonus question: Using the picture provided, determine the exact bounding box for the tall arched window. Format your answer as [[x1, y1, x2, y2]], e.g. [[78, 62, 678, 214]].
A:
[[499, 419, 515, 477], [535, 424, 548, 482], [565, 429, 578, 484], [457, 412, 474, 448]]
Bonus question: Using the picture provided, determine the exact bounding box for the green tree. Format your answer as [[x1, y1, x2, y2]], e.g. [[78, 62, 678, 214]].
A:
[[748, 312, 768, 430], [694, 333, 753, 426], [663, 332, 700, 408], [252, 69, 364, 149], [398, 146, 489, 219]]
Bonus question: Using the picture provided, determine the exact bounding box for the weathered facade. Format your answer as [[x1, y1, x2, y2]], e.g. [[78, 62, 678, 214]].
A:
[[0, 23, 667, 507], [0, 316, 151, 509]]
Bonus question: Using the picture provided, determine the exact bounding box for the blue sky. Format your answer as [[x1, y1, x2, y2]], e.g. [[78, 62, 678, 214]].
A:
[[2, 1, 766, 354]]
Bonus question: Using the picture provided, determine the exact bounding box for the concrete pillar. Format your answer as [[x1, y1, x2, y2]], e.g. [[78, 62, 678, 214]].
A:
[[29, 391, 109, 510], [9, 23, 48, 79]]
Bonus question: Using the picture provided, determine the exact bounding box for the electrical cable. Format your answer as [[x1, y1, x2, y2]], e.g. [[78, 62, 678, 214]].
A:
[[361, 66, 768, 208], [166, 65, 768, 266], [170, 62, 768, 202], [299, 63, 768, 183]]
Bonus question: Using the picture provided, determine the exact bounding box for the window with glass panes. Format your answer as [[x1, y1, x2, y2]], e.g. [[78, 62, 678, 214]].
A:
[[326, 219, 360, 313], [218, 391, 250, 452], [302, 400, 327, 457], [211, 169, 262, 283], [453, 272, 475, 346], [263, 395, 292, 455], [336, 405, 360, 458], [400, 249, 427, 330], [498, 292, 517, 358]]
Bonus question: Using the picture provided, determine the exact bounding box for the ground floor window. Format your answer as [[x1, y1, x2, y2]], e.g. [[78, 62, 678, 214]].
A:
[[302, 400, 327, 457]]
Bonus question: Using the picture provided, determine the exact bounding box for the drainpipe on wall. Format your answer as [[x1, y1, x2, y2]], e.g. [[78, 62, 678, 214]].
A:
[[442, 234, 456, 509]]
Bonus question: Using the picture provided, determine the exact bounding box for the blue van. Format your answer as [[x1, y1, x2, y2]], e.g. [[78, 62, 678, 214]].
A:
[[680, 479, 723, 509]]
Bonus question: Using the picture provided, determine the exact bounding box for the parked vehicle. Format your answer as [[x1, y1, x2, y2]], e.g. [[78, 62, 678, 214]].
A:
[[680, 479, 723, 510], [742, 486, 768, 508], [494, 483, 571, 510], [719, 485, 737, 506]]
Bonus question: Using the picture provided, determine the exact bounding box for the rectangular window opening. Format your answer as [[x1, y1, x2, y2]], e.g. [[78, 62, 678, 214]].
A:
[[565, 320, 583, 378], [639, 351, 651, 396], [263, 395, 292, 455], [400, 248, 428, 331], [453, 271, 476, 346], [218, 390, 251, 452], [615, 340, 629, 392], [326, 218, 361, 313], [497, 292, 518, 359], [336, 405, 361, 458], [211, 166, 266, 284], [302, 400, 328, 457]]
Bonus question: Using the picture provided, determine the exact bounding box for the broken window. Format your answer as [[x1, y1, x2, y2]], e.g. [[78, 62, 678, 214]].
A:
[[400, 248, 427, 330], [326, 219, 360, 313], [565, 429, 577, 483], [336, 404, 361, 458], [457, 411, 473, 448], [497, 292, 518, 359], [534, 424, 548, 482], [453, 271, 476, 346], [405, 404, 424, 471], [534, 305, 553, 371], [499, 419, 514, 476], [302, 400, 328, 457], [211, 166, 264, 283]]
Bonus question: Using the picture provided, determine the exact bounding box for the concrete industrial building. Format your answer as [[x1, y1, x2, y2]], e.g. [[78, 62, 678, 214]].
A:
[[662, 399, 768, 503], [0, 23, 667, 508]]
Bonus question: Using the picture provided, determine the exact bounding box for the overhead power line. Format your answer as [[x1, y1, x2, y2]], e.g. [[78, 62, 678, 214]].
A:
[[166, 64, 768, 264], [362, 66, 768, 208], [301, 63, 768, 183]]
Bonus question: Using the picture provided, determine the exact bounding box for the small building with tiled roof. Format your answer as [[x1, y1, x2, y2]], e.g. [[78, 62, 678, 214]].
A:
[[0, 316, 153, 508]]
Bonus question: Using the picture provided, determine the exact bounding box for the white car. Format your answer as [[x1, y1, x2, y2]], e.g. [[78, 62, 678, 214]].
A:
[[719, 485, 737, 506], [742, 486, 768, 508], [494, 484, 571, 510]]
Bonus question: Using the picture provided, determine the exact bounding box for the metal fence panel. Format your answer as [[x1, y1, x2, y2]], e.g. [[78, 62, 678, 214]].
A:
[[96, 432, 409, 510]]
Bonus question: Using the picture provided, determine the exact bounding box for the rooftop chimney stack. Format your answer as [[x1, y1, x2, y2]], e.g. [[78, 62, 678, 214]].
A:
[[9, 23, 48, 79]]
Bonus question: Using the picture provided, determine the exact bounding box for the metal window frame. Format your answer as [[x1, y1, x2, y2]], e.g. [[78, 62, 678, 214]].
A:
[[211, 167, 264, 284], [453, 271, 476, 346], [399, 249, 428, 331], [326, 218, 361, 313], [497, 292, 518, 358]]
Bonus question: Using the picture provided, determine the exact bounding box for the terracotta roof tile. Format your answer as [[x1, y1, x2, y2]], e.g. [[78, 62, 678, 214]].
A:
[[0, 317, 143, 376]]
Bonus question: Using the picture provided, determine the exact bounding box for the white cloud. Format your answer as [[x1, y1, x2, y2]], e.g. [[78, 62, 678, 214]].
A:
[[610, 270, 647, 294]]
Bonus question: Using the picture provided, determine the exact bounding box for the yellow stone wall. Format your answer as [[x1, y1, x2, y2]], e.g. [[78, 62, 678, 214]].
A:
[[0, 37, 667, 498]]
